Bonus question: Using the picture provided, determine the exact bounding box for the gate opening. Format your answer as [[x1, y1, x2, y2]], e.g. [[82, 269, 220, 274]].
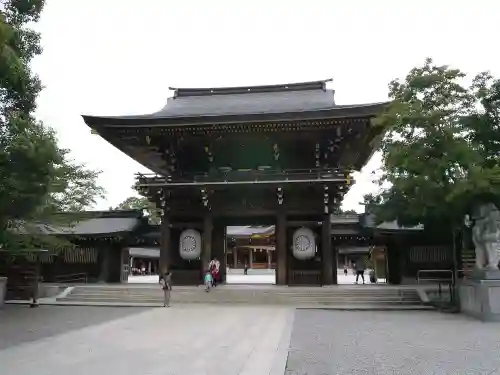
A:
[[225, 225, 276, 285]]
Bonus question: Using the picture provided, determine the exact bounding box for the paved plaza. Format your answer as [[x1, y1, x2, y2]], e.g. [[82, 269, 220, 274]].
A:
[[1, 305, 499, 375], [0, 305, 293, 375]]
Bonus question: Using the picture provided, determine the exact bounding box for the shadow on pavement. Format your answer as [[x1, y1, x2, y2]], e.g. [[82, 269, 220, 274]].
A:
[[0, 305, 149, 350]]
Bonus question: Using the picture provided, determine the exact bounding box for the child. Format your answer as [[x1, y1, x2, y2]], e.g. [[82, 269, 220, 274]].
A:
[[344, 264, 348, 276], [204, 270, 213, 292]]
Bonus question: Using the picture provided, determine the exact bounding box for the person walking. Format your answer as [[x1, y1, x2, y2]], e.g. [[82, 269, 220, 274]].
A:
[[354, 259, 365, 284], [159, 271, 172, 307], [204, 270, 213, 292], [208, 257, 220, 287]]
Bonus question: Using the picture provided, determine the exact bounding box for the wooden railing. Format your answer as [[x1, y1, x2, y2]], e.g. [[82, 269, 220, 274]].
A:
[[135, 168, 351, 187]]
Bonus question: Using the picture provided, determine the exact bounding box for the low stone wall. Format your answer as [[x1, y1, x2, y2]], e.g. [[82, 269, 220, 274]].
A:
[[0, 277, 6, 307]]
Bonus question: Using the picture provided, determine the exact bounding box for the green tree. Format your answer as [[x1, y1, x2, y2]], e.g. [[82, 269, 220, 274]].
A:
[[0, 1, 105, 252], [115, 196, 160, 225], [365, 58, 500, 229], [340, 209, 358, 215]]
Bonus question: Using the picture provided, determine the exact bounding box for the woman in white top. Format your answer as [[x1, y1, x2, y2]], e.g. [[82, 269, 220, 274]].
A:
[[159, 271, 172, 307], [208, 257, 220, 287]]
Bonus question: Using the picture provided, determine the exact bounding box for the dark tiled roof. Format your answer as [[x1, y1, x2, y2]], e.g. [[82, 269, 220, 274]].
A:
[[156, 80, 336, 117], [82, 80, 388, 126], [129, 247, 160, 258], [361, 214, 423, 231], [16, 210, 144, 236], [226, 226, 275, 237]]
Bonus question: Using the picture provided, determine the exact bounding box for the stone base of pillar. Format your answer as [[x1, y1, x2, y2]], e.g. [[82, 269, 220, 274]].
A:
[[460, 277, 500, 321]]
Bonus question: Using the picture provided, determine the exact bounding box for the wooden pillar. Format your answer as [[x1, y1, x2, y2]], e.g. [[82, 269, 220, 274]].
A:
[[276, 211, 287, 285], [267, 250, 271, 269], [99, 248, 110, 282], [233, 247, 238, 268], [322, 213, 335, 285], [202, 214, 213, 272], [159, 212, 171, 275], [30, 254, 41, 307], [212, 223, 226, 283]]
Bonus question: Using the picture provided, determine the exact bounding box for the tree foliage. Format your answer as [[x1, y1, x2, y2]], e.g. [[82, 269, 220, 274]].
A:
[[115, 196, 160, 225], [0, 0, 105, 252], [365, 58, 500, 228], [340, 209, 358, 215]]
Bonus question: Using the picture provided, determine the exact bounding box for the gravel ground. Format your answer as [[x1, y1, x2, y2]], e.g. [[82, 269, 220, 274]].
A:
[[286, 310, 500, 375], [0, 305, 149, 350]]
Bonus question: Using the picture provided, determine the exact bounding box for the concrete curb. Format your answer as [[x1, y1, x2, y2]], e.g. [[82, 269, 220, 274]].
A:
[[297, 305, 435, 311], [270, 309, 296, 375]]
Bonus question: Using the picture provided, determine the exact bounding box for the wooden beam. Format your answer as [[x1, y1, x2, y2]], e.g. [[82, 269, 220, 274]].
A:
[[322, 213, 335, 285], [202, 214, 213, 271], [275, 209, 287, 285], [159, 212, 171, 275], [286, 220, 322, 227]]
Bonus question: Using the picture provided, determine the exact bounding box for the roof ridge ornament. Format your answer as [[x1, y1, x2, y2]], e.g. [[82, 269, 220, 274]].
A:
[[168, 79, 334, 98]]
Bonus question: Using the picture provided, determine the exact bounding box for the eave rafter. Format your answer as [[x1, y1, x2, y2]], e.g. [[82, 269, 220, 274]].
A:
[[107, 117, 373, 138]]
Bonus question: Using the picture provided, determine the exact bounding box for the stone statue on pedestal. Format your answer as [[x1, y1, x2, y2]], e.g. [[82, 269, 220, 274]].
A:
[[461, 203, 500, 321], [471, 203, 500, 273]]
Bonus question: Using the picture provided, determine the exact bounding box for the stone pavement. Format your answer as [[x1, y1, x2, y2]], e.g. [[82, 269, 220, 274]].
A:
[[0, 305, 293, 375], [286, 309, 500, 375], [3, 305, 500, 375]]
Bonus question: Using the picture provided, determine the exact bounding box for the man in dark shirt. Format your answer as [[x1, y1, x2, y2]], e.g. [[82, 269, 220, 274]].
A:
[[354, 259, 365, 284]]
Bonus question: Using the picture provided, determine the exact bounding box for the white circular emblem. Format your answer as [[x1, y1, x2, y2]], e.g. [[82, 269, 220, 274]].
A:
[[181, 235, 196, 253], [294, 235, 311, 253], [292, 227, 315, 260], [179, 229, 201, 260]]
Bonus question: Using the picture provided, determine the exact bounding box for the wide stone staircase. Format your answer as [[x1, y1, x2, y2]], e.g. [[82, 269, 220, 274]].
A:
[[56, 284, 430, 309]]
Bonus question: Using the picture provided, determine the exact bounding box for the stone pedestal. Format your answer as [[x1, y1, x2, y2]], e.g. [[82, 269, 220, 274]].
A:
[[0, 277, 6, 307], [460, 272, 500, 322]]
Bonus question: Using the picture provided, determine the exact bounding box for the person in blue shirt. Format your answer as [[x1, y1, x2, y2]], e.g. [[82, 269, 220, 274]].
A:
[[204, 270, 213, 292]]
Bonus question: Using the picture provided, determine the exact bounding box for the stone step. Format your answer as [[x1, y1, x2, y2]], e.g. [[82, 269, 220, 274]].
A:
[[69, 289, 416, 297], [61, 295, 419, 304], [60, 295, 420, 305], [69, 286, 415, 296], [67, 293, 418, 302], [67, 290, 418, 298], [58, 285, 424, 308]]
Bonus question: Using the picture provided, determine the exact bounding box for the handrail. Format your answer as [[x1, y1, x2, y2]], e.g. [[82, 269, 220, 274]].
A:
[[54, 272, 88, 283], [417, 269, 454, 302], [417, 269, 453, 284], [417, 269, 466, 285]]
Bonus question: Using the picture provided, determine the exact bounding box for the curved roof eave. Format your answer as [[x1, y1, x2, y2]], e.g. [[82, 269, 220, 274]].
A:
[[82, 102, 390, 128]]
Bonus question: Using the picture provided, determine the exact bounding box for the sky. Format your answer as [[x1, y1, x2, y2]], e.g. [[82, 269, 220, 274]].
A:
[[31, 0, 500, 212]]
